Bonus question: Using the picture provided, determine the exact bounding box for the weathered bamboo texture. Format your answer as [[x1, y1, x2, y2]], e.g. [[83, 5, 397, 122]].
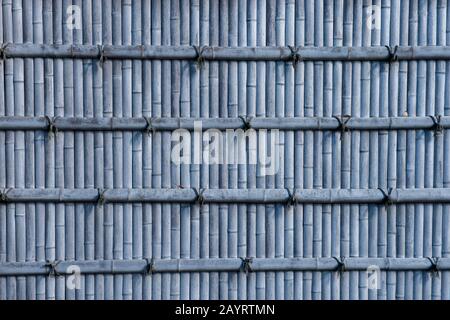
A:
[[0, 0, 450, 300]]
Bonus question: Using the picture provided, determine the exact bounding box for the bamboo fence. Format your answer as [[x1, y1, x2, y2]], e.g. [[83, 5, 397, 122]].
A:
[[0, 0, 449, 300]]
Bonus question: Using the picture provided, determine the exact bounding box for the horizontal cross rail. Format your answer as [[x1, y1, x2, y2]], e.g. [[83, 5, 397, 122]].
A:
[[0, 257, 448, 276], [0, 116, 448, 131], [1, 44, 450, 61], [1, 188, 450, 204]]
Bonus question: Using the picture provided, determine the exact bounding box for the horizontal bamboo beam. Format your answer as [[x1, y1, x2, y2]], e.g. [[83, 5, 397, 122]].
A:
[[1, 188, 450, 204], [0, 116, 449, 131], [0, 257, 448, 276], [2, 44, 450, 61]]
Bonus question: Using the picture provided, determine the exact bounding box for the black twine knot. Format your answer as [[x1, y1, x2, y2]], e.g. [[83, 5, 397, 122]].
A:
[[98, 44, 106, 66], [97, 188, 107, 206], [385, 45, 398, 62], [45, 116, 58, 138], [378, 187, 393, 208], [45, 260, 62, 277], [285, 188, 298, 208], [144, 116, 156, 136], [0, 188, 9, 202], [333, 115, 351, 140], [239, 115, 253, 131], [333, 256, 346, 275], [192, 187, 206, 206], [427, 257, 440, 278], [240, 257, 253, 275], [288, 45, 300, 68], [0, 43, 9, 62], [193, 45, 206, 69], [429, 115, 443, 135], [144, 258, 155, 275]]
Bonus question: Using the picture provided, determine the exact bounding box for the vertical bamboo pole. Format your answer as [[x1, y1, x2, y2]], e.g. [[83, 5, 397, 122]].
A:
[[386, 0, 400, 300], [34, 0, 47, 300], [92, 0, 104, 300], [284, 0, 295, 300], [255, 0, 267, 300], [190, 0, 201, 300], [442, 0, 450, 300], [265, 0, 276, 300], [161, 0, 171, 300], [433, 0, 446, 300], [208, 0, 219, 300], [359, 0, 372, 300], [62, 0, 76, 300], [0, 0, 5, 301], [13, 0, 26, 300], [275, 0, 286, 300], [219, 0, 229, 299], [130, 0, 143, 300], [227, 0, 238, 301], [405, 0, 418, 300], [368, 0, 381, 300], [141, 0, 152, 300], [179, 0, 190, 300], [424, 0, 437, 300], [151, 0, 162, 300], [169, 0, 180, 301], [102, 0, 114, 300], [346, 1, 356, 300], [3, 0, 15, 299], [122, 0, 133, 300], [379, 0, 391, 300], [83, 0, 95, 300], [303, 0, 314, 300], [53, 0, 66, 300], [73, 0, 86, 300], [246, 0, 257, 299], [43, 0, 55, 301], [312, 0, 323, 301], [24, 0, 36, 300], [236, 0, 248, 300], [293, 0, 305, 300], [199, 0, 210, 300], [414, 0, 427, 299], [333, 0, 345, 300], [381, 1, 404, 299], [322, 0, 333, 301], [396, 0, 410, 300], [112, 0, 124, 299]]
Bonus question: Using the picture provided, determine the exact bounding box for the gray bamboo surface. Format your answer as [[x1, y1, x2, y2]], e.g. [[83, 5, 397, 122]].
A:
[[0, 0, 449, 300]]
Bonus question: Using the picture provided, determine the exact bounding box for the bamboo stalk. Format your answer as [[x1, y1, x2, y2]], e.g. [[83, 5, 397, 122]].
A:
[[92, 0, 104, 300], [0, 0, 6, 300], [151, 0, 162, 300], [102, 0, 114, 300], [208, 0, 219, 300], [1, 257, 449, 276], [3, 43, 450, 61], [131, 0, 143, 301]]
